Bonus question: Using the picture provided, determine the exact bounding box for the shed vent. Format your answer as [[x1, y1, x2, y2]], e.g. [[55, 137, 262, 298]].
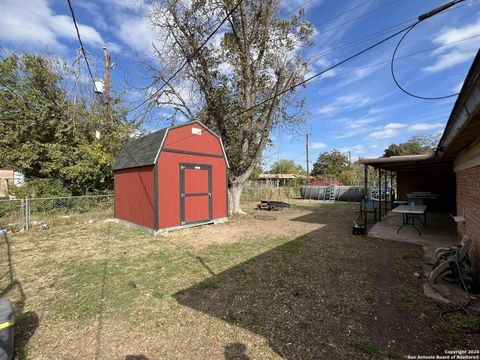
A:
[[192, 127, 202, 135]]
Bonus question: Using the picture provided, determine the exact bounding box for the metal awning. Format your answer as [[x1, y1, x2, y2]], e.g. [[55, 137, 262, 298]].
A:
[[359, 154, 453, 172]]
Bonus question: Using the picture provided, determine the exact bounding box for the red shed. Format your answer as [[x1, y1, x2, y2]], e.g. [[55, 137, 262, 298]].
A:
[[113, 121, 229, 233]]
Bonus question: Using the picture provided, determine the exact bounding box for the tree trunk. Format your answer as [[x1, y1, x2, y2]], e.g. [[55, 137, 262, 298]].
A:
[[228, 181, 246, 215]]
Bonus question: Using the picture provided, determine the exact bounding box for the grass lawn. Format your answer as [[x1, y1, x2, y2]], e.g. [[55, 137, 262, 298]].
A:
[[1, 200, 478, 359]]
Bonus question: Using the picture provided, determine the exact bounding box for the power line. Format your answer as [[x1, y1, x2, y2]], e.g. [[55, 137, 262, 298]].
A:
[[126, 0, 245, 114], [309, 0, 401, 41], [305, 0, 476, 63], [229, 0, 469, 120], [318, 32, 480, 80], [306, 19, 416, 62], [280, 0, 318, 18], [390, 22, 460, 100], [230, 24, 416, 120], [66, 0, 96, 86], [282, 0, 374, 23]]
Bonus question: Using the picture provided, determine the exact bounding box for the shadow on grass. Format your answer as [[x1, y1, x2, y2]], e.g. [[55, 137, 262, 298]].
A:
[[174, 216, 375, 359], [0, 233, 39, 359], [224, 342, 250, 360]]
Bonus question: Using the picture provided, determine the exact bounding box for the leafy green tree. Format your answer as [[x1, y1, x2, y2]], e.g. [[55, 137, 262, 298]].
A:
[[149, 0, 314, 213], [383, 134, 440, 157], [312, 150, 350, 180], [0, 52, 137, 195], [269, 159, 304, 174]]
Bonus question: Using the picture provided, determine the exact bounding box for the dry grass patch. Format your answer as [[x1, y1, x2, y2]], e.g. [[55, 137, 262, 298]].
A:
[[1, 200, 478, 359]]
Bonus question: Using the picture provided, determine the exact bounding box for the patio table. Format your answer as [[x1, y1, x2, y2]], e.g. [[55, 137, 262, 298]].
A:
[[392, 205, 427, 236]]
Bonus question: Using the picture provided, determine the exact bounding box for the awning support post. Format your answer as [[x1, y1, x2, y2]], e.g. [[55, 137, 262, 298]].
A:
[[364, 164, 368, 231], [390, 171, 394, 209], [384, 169, 388, 216], [378, 168, 382, 221]]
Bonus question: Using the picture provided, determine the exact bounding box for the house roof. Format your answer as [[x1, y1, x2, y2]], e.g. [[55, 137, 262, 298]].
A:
[[257, 173, 300, 179], [113, 128, 167, 171], [437, 49, 480, 159], [113, 121, 229, 171]]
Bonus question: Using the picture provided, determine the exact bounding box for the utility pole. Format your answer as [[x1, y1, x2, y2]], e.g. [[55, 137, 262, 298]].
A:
[[103, 47, 110, 122], [348, 150, 352, 167], [306, 132, 310, 184]]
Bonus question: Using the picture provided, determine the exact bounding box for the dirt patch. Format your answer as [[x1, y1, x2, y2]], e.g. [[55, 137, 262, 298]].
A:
[[1, 200, 478, 359], [161, 201, 328, 248]]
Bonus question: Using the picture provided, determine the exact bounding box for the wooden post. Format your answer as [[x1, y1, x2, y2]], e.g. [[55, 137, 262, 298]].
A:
[[390, 171, 394, 209], [103, 47, 110, 121], [306, 132, 310, 184], [378, 168, 382, 221], [384, 169, 388, 215], [364, 164, 368, 230]]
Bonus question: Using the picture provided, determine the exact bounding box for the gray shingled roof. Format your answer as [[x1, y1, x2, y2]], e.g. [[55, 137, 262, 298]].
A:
[[113, 128, 167, 170]]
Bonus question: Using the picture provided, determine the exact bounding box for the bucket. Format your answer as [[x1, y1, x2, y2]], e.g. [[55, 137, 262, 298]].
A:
[[0, 298, 14, 360]]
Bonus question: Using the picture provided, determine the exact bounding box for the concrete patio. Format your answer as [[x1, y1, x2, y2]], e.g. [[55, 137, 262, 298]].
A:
[[368, 211, 458, 261], [368, 211, 480, 309]]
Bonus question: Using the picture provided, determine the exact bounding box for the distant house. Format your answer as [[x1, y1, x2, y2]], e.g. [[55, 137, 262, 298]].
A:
[[0, 168, 24, 197], [255, 173, 303, 187], [360, 49, 480, 275]]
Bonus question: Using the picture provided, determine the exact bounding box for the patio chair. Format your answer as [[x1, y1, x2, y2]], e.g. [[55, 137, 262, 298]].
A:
[[429, 235, 472, 286], [359, 199, 377, 221]]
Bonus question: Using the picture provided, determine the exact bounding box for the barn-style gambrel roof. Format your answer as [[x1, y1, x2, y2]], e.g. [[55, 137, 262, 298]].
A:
[[113, 121, 228, 171], [113, 128, 168, 170]]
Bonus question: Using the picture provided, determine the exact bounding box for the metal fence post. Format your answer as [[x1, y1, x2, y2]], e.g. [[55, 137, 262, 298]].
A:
[[26, 198, 30, 230], [20, 198, 25, 230]]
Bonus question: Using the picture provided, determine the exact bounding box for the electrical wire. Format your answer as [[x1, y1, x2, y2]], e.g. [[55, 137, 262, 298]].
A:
[[306, 0, 476, 64], [230, 0, 472, 120], [390, 22, 462, 100], [230, 23, 418, 120], [66, 0, 96, 86], [312, 32, 480, 86], [308, 0, 402, 41], [126, 0, 245, 114]]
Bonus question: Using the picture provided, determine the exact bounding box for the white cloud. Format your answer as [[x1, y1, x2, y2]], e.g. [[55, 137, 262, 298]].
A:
[[384, 122, 406, 130], [318, 93, 371, 116], [369, 128, 400, 140], [311, 142, 327, 149], [407, 123, 444, 131], [341, 144, 365, 154], [369, 123, 406, 139], [422, 17, 480, 73], [116, 15, 159, 56], [0, 0, 120, 53]]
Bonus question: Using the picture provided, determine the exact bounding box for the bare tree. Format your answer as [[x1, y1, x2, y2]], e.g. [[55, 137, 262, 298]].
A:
[[149, 0, 313, 213]]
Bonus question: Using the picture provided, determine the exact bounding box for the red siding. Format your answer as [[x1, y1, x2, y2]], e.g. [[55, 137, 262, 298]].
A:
[[157, 152, 227, 229], [114, 166, 155, 228], [114, 122, 228, 232], [163, 123, 224, 156]]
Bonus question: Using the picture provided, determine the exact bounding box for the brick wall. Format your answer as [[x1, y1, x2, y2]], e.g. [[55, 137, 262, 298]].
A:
[[456, 165, 480, 275]]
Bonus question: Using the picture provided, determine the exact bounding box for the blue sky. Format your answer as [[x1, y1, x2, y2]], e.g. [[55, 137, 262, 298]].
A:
[[1, 0, 479, 169]]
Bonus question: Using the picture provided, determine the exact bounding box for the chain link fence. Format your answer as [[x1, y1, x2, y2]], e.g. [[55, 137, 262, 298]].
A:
[[0, 195, 114, 231], [241, 182, 301, 202], [0, 199, 25, 230]]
